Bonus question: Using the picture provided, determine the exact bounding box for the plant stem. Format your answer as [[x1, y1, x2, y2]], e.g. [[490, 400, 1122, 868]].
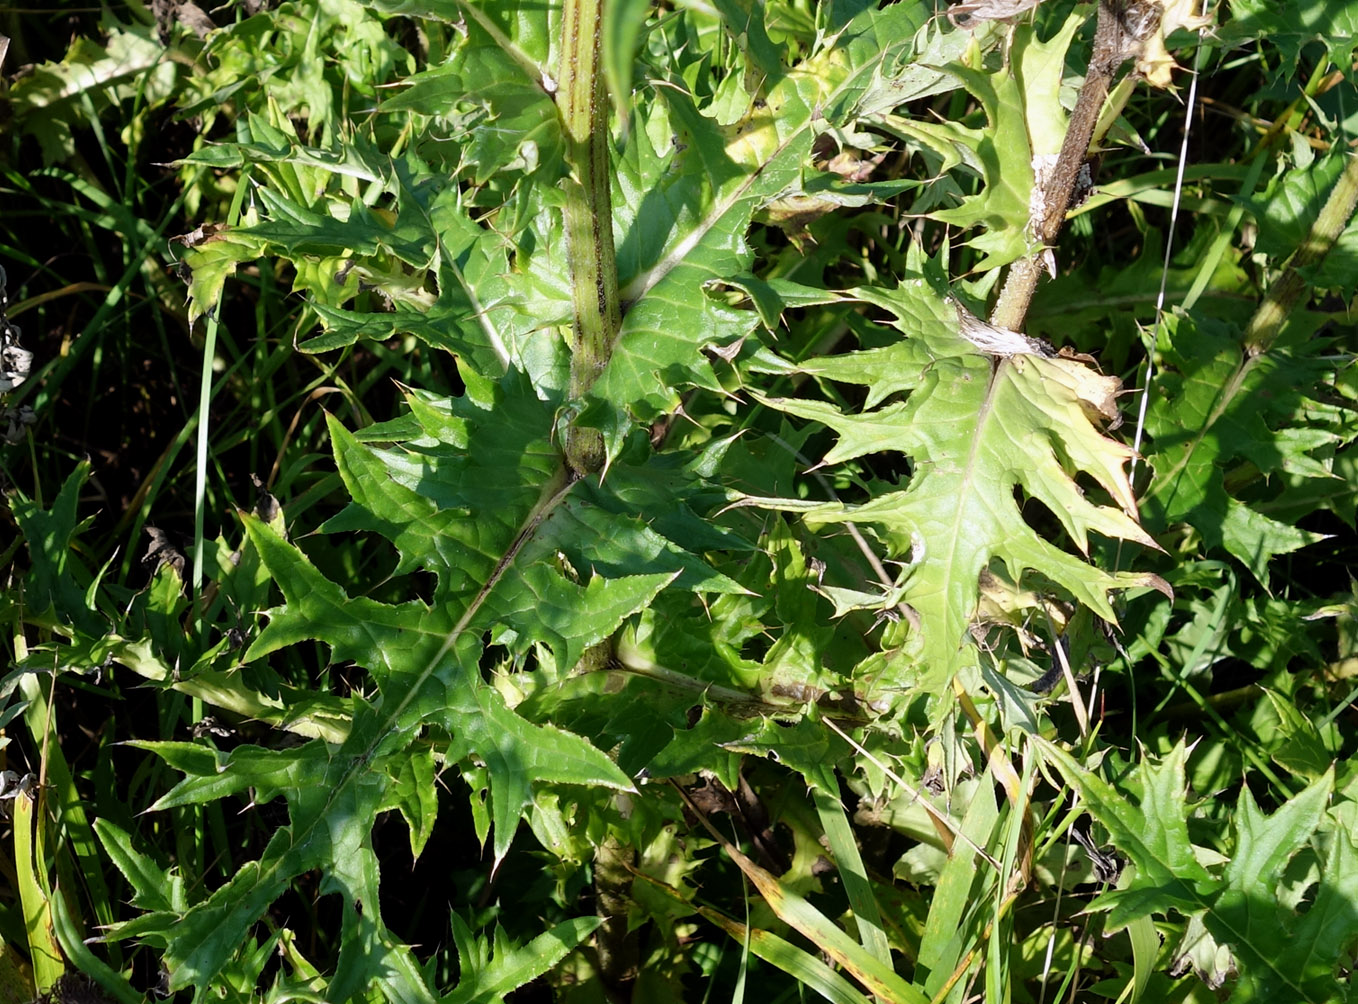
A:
[[593, 829, 639, 1000], [1243, 151, 1358, 356], [559, 0, 620, 476], [991, 0, 1159, 331], [1147, 147, 1358, 505]]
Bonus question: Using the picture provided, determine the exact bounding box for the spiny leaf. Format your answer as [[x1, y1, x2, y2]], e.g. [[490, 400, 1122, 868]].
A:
[[442, 915, 601, 1004], [177, 0, 404, 139], [743, 282, 1165, 694], [8, 17, 179, 164], [1246, 149, 1358, 299], [389, 743, 439, 860], [1041, 739, 1357, 1003], [1037, 739, 1215, 930], [91, 820, 186, 917], [1205, 774, 1334, 1000], [136, 446, 659, 990], [1219, 0, 1358, 76], [225, 363, 746, 882], [895, 45, 1030, 269], [8, 462, 106, 638], [1142, 311, 1348, 581], [380, 21, 563, 187], [143, 735, 419, 993], [579, 2, 937, 457]]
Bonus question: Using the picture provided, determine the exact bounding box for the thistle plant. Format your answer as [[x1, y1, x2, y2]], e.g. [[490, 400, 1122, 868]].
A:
[[4, 1, 1358, 1002]]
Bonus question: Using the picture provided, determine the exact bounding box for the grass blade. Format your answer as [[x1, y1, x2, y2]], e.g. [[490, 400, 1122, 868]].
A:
[[813, 785, 892, 966]]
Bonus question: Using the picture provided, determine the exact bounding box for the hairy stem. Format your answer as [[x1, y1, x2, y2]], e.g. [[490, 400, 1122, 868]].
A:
[[1243, 151, 1358, 356], [1173, 152, 1358, 486], [559, 0, 620, 476], [593, 828, 639, 1002], [991, 0, 1159, 331]]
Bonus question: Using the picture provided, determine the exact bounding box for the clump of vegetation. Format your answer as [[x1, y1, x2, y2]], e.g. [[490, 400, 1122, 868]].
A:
[[2, 1, 1357, 1002]]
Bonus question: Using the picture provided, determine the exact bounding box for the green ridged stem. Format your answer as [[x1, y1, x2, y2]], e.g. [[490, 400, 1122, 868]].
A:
[[1243, 151, 1358, 357], [559, 0, 620, 476]]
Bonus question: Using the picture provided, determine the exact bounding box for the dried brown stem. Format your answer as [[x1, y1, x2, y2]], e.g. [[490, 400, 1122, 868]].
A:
[[990, 0, 1162, 331]]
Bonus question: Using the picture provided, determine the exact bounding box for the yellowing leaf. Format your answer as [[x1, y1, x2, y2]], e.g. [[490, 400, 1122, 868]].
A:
[[1139, 0, 1217, 89]]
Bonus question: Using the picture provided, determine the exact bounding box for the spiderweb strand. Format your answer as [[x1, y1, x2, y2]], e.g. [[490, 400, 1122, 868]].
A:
[[1129, 34, 1208, 486]]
